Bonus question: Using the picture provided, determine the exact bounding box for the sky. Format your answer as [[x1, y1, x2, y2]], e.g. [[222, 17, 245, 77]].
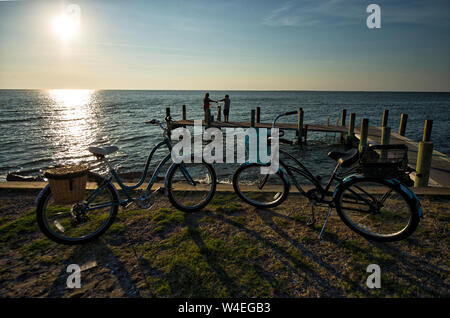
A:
[[0, 0, 449, 91]]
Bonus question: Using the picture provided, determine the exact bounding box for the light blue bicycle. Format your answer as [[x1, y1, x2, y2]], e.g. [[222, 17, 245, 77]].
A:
[[36, 118, 216, 244]]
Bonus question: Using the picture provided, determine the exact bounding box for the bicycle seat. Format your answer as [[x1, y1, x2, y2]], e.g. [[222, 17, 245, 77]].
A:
[[88, 146, 119, 157], [328, 148, 359, 167]]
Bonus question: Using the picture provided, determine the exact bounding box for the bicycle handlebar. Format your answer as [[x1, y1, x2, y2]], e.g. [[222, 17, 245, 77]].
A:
[[272, 110, 298, 128], [145, 119, 168, 139]]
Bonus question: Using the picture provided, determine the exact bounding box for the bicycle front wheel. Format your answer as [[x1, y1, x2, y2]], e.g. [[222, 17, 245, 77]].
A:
[[166, 161, 216, 212], [232, 163, 289, 208], [334, 177, 420, 242], [36, 172, 119, 245]]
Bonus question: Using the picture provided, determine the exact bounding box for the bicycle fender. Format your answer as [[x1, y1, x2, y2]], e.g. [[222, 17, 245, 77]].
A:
[[386, 178, 424, 218], [332, 173, 363, 199]]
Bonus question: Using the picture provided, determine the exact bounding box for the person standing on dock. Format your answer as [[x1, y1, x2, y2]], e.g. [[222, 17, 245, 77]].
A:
[[218, 94, 231, 122], [203, 92, 217, 121]]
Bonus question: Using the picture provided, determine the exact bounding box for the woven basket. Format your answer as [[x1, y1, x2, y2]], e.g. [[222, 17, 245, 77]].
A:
[[44, 165, 89, 204], [358, 144, 408, 178]]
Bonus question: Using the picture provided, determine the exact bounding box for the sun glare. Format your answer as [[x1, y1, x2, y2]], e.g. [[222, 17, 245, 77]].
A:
[[51, 13, 80, 41]]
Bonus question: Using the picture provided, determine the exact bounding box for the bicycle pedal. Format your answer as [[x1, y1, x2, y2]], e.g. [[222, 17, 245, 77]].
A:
[[136, 195, 155, 209]]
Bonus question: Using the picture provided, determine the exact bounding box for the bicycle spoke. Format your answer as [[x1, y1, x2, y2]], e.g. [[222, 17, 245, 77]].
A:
[[337, 179, 413, 238]]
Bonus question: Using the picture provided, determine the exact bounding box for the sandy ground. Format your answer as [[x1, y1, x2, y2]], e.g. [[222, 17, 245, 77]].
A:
[[0, 188, 448, 298]]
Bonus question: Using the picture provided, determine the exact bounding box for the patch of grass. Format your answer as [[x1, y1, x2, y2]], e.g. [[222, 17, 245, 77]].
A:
[[436, 213, 450, 222], [232, 215, 247, 226], [0, 211, 37, 245], [214, 201, 242, 214], [116, 209, 145, 221], [338, 240, 396, 266], [151, 208, 185, 235], [20, 238, 53, 255], [108, 222, 125, 234], [0, 216, 11, 226]]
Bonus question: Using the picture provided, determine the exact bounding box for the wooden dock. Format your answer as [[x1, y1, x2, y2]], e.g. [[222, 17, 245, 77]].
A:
[[175, 119, 348, 133], [170, 105, 450, 187], [355, 127, 450, 187]]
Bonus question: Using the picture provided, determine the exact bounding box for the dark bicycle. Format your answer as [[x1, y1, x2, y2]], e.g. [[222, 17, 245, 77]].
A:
[[232, 111, 423, 242], [36, 118, 216, 245]]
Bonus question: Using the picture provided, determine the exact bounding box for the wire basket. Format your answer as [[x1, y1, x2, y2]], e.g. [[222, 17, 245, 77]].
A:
[[357, 144, 408, 178], [44, 164, 89, 204]]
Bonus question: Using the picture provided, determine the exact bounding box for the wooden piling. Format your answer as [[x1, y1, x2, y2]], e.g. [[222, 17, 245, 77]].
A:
[[165, 107, 171, 138], [340, 109, 347, 142], [256, 107, 261, 123], [414, 142, 434, 187], [348, 113, 355, 136], [358, 118, 369, 152], [382, 109, 389, 127], [381, 126, 391, 145], [295, 108, 305, 135], [250, 109, 255, 128], [414, 120, 434, 187], [398, 113, 408, 136], [380, 126, 391, 159], [297, 108, 304, 144], [182, 105, 186, 120], [326, 116, 330, 127], [217, 105, 221, 121], [304, 125, 308, 145], [423, 119, 433, 142]]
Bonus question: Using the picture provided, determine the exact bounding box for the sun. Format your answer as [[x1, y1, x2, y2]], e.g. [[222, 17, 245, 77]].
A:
[[51, 13, 80, 41]]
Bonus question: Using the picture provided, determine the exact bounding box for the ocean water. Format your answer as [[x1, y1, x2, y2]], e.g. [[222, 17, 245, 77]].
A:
[[0, 89, 449, 183]]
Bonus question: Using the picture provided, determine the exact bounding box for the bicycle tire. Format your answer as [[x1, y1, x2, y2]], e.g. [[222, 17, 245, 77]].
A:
[[36, 172, 119, 245], [334, 176, 421, 242], [232, 163, 289, 208], [166, 161, 217, 212]]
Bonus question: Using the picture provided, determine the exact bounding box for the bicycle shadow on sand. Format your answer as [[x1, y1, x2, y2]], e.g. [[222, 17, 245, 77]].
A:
[[203, 207, 370, 297], [47, 240, 141, 298]]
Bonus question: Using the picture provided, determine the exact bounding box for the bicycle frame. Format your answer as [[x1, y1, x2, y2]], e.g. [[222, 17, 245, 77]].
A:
[[85, 132, 194, 212], [277, 150, 343, 203], [270, 112, 346, 204]]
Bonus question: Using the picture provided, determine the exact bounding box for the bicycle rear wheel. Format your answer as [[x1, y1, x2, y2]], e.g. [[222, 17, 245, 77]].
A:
[[36, 172, 119, 245], [232, 163, 289, 208], [166, 161, 216, 212], [334, 177, 420, 242]]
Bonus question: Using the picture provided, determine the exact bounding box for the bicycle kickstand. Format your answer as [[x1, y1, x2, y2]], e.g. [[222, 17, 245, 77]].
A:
[[318, 207, 333, 240]]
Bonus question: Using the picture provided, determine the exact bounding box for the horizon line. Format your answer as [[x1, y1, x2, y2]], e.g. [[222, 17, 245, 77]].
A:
[[1, 88, 449, 93]]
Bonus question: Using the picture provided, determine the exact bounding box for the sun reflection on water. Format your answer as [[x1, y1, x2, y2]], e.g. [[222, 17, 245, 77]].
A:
[[47, 89, 98, 165]]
